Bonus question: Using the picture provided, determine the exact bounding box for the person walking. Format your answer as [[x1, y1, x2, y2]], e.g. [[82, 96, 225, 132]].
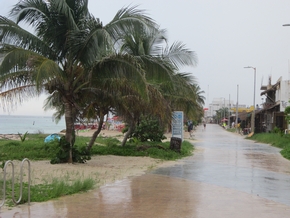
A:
[[187, 121, 194, 138]]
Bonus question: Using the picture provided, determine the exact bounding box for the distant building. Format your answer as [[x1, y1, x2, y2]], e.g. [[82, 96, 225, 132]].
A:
[[208, 97, 246, 117], [257, 76, 290, 132]]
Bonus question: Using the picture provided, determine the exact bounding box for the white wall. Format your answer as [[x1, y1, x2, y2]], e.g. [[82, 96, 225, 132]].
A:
[[279, 80, 290, 112]]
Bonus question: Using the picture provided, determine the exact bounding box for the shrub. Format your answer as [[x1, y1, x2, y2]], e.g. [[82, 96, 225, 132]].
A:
[[271, 126, 284, 137], [131, 116, 166, 142], [48, 136, 91, 164]]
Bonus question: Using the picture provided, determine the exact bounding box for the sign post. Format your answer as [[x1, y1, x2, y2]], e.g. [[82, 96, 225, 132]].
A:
[[171, 111, 184, 140], [171, 111, 183, 152]]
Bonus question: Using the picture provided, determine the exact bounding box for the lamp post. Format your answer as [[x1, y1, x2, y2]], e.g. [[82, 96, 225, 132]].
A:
[[244, 66, 256, 133]]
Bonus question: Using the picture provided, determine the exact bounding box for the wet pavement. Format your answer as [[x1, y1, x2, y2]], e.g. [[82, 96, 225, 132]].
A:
[[1, 124, 290, 217]]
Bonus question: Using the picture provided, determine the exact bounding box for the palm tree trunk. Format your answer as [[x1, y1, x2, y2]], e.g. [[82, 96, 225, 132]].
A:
[[121, 122, 135, 147], [86, 115, 105, 151], [64, 100, 75, 163]]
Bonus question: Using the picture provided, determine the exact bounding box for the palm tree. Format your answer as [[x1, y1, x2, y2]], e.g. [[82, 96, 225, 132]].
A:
[[114, 27, 199, 144], [0, 0, 158, 162], [85, 25, 199, 148]]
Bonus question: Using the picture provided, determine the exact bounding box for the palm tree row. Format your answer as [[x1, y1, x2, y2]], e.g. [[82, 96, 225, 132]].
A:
[[0, 0, 204, 163]]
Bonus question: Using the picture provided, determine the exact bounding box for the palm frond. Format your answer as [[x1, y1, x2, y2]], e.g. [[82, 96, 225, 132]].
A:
[[141, 55, 174, 85], [0, 70, 33, 91], [105, 5, 158, 43], [0, 16, 54, 58], [67, 21, 112, 68], [0, 45, 36, 73], [0, 84, 41, 112], [91, 53, 148, 100], [9, 0, 48, 27], [0, 46, 62, 90], [164, 41, 198, 69]]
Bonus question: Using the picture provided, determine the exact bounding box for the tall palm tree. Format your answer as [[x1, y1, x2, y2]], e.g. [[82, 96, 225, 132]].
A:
[[0, 0, 158, 162]]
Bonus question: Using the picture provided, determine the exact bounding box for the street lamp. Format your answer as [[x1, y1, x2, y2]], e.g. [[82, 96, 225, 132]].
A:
[[244, 66, 256, 133]]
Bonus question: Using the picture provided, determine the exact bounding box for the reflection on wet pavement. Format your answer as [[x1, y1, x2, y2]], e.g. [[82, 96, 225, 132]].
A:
[[1, 124, 290, 217]]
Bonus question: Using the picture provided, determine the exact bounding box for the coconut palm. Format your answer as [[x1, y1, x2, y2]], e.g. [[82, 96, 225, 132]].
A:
[[114, 26, 199, 144], [83, 24, 199, 148], [0, 0, 158, 162]]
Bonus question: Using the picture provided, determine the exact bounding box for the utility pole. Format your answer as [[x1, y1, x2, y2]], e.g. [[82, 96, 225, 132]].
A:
[[228, 94, 231, 127], [235, 85, 239, 131]]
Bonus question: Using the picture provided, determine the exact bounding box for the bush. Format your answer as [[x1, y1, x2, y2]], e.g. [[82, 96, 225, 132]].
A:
[[271, 126, 283, 136], [131, 116, 166, 142], [48, 136, 91, 164]]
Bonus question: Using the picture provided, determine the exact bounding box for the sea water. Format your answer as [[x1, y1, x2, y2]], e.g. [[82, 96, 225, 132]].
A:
[[0, 115, 66, 134]]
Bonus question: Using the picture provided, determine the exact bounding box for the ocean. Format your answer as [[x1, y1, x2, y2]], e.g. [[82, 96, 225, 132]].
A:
[[0, 115, 66, 134]]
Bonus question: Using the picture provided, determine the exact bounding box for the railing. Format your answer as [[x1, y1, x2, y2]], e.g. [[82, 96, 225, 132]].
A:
[[0, 158, 31, 208]]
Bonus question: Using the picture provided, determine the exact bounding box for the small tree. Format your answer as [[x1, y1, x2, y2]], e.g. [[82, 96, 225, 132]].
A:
[[130, 116, 166, 142]]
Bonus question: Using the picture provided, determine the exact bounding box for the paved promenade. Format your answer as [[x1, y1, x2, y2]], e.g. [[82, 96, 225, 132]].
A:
[[1, 124, 290, 217]]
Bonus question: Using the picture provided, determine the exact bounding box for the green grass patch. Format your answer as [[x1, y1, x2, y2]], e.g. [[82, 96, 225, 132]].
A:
[[0, 177, 95, 207], [0, 134, 194, 162], [90, 139, 194, 161], [248, 133, 290, 160]]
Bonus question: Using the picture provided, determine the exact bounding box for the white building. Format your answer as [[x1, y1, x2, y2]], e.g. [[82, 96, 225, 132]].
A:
[[207, 97, 246, 118]]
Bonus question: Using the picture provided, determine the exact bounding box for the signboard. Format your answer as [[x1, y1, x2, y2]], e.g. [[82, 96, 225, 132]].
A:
[[172, 111, 183, 140]]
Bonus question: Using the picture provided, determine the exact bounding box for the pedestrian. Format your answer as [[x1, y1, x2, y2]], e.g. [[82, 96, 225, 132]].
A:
[[232, 121, 235, 128], [187, 121, 194, 138], [203, 122, 206, 130], [187, 121, 192, 132], [223, 122, 226, 129]]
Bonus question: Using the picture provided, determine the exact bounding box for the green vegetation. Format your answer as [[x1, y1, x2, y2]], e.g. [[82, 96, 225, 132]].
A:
[[0, 178, 95, 207], [49, 136, 91, 164], [17, 131, 28, 143], [128, 116, 167, 142], [0, 133, 194, 207], [0, 133, 194, 162], [91, 140, 193, 160], [0, 134, 194, 162], [248, 133, 290, 160]]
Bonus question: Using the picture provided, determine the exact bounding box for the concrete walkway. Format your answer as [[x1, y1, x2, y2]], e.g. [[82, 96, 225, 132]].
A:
[[1, 124, 290, 217]]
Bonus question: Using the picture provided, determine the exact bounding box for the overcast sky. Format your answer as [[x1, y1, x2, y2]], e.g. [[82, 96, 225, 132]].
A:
[[1, 0, 290, 116]]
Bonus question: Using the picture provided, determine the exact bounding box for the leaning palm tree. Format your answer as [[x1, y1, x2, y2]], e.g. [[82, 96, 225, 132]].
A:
[[0, 0, 158, 163], [83, 22, 199, 148], [113, 26, 198, 145]]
